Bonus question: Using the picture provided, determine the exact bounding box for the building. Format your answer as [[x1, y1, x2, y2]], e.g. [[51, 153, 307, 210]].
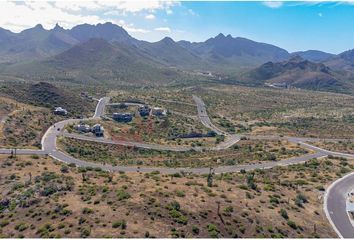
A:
[[75, 123, 91, 133], [92, 124, 104, 137], [138, 105, 151, 117], [113, 113, 133, 122], [54, 107, 68, 116], [151, 107, 167, 116]]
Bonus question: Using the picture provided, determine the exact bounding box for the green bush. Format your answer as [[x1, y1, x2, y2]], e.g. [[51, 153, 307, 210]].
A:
[[287, 220, 297, 229], [207, 224, 220, 238], [192, 226, 200, 235], [280, 209, 288, 219], [82, 207, 94, 214], [15, 223, 28, 232], [0, 220, 9, 227], [175, 190, 185, 197], [80, 227, 91, 238], [117, 189, 130, 201], [112, 220, 127, 229]]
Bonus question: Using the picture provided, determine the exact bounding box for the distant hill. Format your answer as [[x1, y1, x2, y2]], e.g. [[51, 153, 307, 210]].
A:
[[291, 50, 334, 62], [0, 22, 353, 92], [178, 33, 290, 72], [136, 37, 208, 70], [4, 38, 203, 86], [241, 56, 353, 93], [0, 23, 291, 72], [324, 49, 354, 72], [69, 22, 134, 44], [0, 22, 135, 64], [0, 24, 78, 63]]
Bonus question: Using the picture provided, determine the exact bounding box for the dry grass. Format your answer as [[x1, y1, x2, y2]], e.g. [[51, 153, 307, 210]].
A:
[[0, 154, 343, 238], [58, 138, 310, 168]]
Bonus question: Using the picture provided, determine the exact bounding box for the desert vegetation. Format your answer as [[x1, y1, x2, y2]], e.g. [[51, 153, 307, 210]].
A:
[[0, 154, 346, 237], [58, 137, 309, 168]]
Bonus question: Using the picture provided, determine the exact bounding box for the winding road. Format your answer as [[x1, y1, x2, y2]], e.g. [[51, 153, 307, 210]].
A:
[[1, 95, 354, 237], [1, 95, 354, 173]]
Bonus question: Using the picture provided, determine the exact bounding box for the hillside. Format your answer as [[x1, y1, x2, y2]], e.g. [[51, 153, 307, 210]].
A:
[[4, 39, 205, 86], [324, 49, 354, 72], [0, 23, 134, 65], [0, 81, 95, 116], [0, 24, 77, 63], [0, 22, 353, 91], [240, 56, 352, 93], [135, 37, 209, 70], [179, 34, 290, 72], [291, 50, 334, 62]]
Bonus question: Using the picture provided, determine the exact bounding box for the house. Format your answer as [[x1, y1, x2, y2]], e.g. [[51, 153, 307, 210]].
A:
[[138, 105, 151, 117], [54, 107, 68, 116], [113, 113, 133, 122], [151, 107, 167, 116], [92, 124, 104, 137], [75, 123, 91, 133]]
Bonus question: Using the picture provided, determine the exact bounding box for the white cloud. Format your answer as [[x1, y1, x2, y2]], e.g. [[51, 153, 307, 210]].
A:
[[188, 9, 198, 16], [96, 1, 179, 13], [166, 9, 173, 15], [154, 27, 171, 33], [145, 14, 156, 20], [0, 0, 179, 32], [262, 1, 283, 8], [125, 26, 150, 33], [0, 1, 102, 32], [318, 12, 323, 17], [54, 1, 180, 13]]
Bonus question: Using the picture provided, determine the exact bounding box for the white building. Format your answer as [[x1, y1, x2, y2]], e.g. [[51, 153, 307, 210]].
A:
[[54, 107, 68, 116], [151, 107, 167, 116], [75, 124, 91, 133]]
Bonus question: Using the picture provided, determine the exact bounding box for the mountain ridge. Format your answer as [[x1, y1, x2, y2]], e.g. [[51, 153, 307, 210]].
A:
[[0, 22, 353, 92]]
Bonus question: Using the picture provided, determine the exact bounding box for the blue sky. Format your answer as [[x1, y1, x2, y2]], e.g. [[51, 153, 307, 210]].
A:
[[125, 1, 354, 54], [1, 1, 354, 53]]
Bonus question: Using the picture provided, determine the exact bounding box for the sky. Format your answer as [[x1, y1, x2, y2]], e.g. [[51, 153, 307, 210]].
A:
[[1, 1, 354, 53]]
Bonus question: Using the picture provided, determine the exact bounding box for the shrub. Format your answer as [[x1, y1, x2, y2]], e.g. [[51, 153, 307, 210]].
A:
[[112, 220, 127, 229], [117, 189, 130, 201], [175, 190, 185, 197], [224, 206, 234, 213], [80, 227, 91, 238], [0, 220, 9, 227], [207, 224, 220, 238], [287, 220, 297, 229], [167, 201, 181, 211], [60, 165, 69, 173], [295, 193, 308, 207], [15, 223, 28, 232], [280, 209, 288, 219], [169, 209, 188, 224], [82, 207, 94, 214], [192, 226, 200, 235], [36, 223, 55, 237]]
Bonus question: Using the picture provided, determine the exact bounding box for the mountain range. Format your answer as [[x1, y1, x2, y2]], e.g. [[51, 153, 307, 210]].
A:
[[0, 22, 353, 92]]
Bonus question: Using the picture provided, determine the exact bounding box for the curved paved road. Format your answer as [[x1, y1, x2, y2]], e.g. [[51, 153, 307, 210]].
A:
[[1, 95, 354, 172], [325, 173, 354, 238]]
